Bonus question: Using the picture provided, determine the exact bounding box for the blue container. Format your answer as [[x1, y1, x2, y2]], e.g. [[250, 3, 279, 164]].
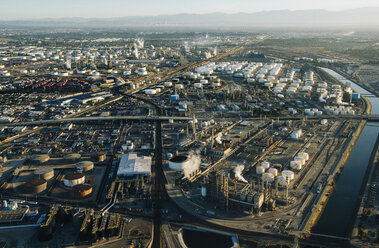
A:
[[352, 93, 360, 100], [170, 94, 179, 101]]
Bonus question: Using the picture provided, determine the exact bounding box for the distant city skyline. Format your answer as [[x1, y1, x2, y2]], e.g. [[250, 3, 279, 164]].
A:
[[1, 0, 379, 20]]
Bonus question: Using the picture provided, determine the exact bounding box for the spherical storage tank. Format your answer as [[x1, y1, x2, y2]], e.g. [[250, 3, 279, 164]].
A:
[[75, 161, 94, 172], [63, 173, 85, 187], [31, 154, 50, 164], [168, 155, 192, 171], [34, 168, 54, 180], [256, 166, 265, 175]]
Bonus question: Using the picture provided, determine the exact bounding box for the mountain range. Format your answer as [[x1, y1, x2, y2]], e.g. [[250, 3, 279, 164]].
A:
[[1, 8, 379, 29]]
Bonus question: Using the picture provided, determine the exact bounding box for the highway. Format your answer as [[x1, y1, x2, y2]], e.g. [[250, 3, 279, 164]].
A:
[[4, 114, 379, 127]]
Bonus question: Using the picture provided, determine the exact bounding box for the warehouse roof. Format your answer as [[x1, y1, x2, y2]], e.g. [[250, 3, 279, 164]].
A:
[[117, 153, 151, 176]]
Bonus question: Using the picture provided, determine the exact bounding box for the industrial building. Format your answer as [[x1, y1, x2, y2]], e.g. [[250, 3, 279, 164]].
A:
[[117, 153, 152, 179]]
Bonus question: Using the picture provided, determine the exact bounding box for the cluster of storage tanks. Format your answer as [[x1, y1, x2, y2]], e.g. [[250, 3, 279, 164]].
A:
[[63, 157, 94, 198], [145, 80, 184, 95], [256, 161, 296, 186], [324, 105, 355, 115], [290, 152, 310, 170], [193, 62, 283, 81], [304, 108, 323, 116]]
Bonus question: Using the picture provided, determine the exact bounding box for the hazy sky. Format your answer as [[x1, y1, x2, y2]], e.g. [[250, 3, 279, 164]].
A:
[[1, 0, 379, 20]]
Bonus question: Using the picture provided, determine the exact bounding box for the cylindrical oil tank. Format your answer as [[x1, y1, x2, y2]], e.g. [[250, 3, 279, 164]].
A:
[[24, 178, 47, 194], [194, 83, 203, 88], [168, 155, 191, 171], [268, 168, 278, 177], [63, 173, 85, 187], [277, 176, 288, 186], [262, 173, 275, 183], [31, 154, 50, 164], [297, 152, 309, 161], [261, 161, 270, 169], [282, 170, 295, 181], [76, 161, 94, 172], [256, 166, 265, 175], [145, 89, 156, 95], [34, 168, 54, 180], [294, 156, 306, 166], [290, 161, 302, 170], [92, 152, 106, 162], [64, 153, 81, 162], [71, 184, 93, 198]]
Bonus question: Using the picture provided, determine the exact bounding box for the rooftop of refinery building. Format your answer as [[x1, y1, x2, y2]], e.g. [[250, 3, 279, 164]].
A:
[[117, 153, 152, 177]]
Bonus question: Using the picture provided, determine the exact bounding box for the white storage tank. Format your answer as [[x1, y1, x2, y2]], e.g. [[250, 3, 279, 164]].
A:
[[194, 83, 203, 88], [168, 155, 192, 171], [294, 156, 306, 166], [256, 166, 265, 175], [63, 173, 85, 187], [291, 130, 302, 139], [123, 70, 132, 76], [282, 170, 295, 181], [297, 152, 309, 161], [262, 173, 275, 183], [58, 72, 69, 77], [261, 161, 270, 169], [290, 161, 302, 170], [175, 84, 184, 90], [268, 168, 278, 177], [264, 82, 273, 88], [145, 89, 157, 95], [277, 175, 288, 186], [76, 161, 94, 172]]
